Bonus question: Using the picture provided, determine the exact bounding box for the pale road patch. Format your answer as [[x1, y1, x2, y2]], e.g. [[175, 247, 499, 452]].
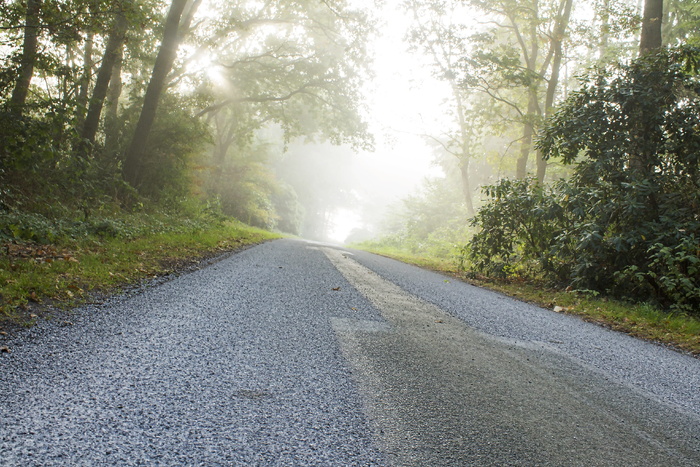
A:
[[321, 246, 700, 466]]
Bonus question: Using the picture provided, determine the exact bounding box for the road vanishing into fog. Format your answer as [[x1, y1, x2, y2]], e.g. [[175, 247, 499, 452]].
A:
[[1, 238, 700, 466]]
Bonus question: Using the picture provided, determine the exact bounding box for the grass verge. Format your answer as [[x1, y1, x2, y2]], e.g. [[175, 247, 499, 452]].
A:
[[354, 245, 700, 356], [0, 216, 280, 331]]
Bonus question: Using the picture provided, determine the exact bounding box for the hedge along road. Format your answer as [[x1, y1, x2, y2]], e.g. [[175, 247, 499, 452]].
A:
[[1, 239, 699, 466]]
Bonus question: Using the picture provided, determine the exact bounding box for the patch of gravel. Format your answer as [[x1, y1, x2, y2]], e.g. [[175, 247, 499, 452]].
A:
[[0, 243, 259, 338], [347, 247, 700, 419], [0, 239, 385, 466]]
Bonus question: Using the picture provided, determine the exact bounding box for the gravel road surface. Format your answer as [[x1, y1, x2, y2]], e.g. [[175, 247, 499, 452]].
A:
[[1, 238, 699, 466]]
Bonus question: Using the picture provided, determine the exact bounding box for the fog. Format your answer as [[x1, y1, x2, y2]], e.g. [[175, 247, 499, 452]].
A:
[[269, 2, 453, 244]]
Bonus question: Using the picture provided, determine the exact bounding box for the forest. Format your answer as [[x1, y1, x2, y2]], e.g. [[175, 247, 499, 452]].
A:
[[0, 0, 699, 319]]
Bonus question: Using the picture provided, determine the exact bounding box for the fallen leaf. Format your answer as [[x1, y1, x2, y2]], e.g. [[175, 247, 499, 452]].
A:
[[0, 346, 9, 353], [332, 287, 341, 291], [435, 319, 444, 323]]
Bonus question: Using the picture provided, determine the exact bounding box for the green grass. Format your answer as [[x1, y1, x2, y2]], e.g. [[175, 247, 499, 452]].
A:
[[354, 244, 700, 356], [0, 216, 280, 328]]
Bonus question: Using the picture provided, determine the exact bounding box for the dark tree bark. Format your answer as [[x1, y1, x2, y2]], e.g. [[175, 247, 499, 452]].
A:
[[104, 46, 124, 158], [79, 11, 128, 153], [516, 89, 539, 179], [76, 33, 94, 122], [10, 0, 42, 114], [640, 0, 664, 54], [122, 0, 200, 187]]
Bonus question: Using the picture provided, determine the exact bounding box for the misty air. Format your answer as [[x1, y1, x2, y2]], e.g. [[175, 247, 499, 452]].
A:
[[1, 0, 700, 464]]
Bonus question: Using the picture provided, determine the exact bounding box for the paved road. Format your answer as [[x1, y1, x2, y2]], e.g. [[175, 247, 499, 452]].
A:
[[1, 239, 699, 465]]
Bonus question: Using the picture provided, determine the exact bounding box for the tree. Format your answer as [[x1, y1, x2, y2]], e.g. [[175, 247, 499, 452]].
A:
[[662, 0, 700, 46], [9, 0, 42, 114], [195, 0, 373, 150], [640, 0, 664, 54], [122, 0, 201, 187], [79, 3, 129, 154], [536, 47, 700, 310], [469, 0, 575, 182], [405, 0, 480, 214], [406, 0, 576, 188]]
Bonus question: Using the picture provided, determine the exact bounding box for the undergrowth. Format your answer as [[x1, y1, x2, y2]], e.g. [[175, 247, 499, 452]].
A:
[[0, 203, 280, 327]]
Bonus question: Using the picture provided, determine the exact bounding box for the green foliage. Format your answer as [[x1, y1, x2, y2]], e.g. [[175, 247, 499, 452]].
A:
[[464, 178, 569, 279], [467, 48, 700, 314], [272, 183, 303, 235], [0, 203, 280, 325], [121, 95, 210, 201], [363, 176, 471, 260], [617, 237, 700, 313], [0, 195, 231, 248]]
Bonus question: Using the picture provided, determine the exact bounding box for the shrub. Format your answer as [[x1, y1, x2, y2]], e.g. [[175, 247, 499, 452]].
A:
[[466, 47, 700, 314]]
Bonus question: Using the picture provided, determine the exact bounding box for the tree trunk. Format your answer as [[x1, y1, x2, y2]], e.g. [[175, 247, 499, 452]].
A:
[[516, 88, 539, 179], [104, 46, 124, 158], [459, 161, 475, 217], [599, 0, 611, 60], [62, 43, 74, 101], [122, 0, 194, 187], [76, 33, 94, 122], [10, 0, 42, 114], [79, 11, 128, 154], [640, 0, 663, 54], [536, 0, 573, 183], [515, 12, 540, 180], [452, 84, 475, 216]]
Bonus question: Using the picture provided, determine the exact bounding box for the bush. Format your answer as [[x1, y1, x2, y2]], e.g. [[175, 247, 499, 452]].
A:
[[464, 178, 570, 280], [465, 47, 700, 313]]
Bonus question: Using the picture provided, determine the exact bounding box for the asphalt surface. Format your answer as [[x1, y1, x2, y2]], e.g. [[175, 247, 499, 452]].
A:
[[1, 238, 699, 466]]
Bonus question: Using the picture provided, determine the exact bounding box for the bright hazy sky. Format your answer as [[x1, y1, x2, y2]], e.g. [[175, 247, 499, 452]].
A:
[[327, 1, 451, 242]]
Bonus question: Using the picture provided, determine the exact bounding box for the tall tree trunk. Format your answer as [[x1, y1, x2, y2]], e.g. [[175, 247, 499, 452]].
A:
[[536, 0, 573, 183], [62, 43, 74, 101], [515, 11, 540, 180], [599, 0, 611, 60], [452, 84, 475, 216], [640, 0, 663, 54], [459, 161, 475, 217], [516, 88, 539, 179], [79, 11, 129, 154], [76, 33, 94, 122], [122, 0, 195, 187], [10, 0, 42, 114], [632, 0, 664, 174], [104, 46, 124, 158]]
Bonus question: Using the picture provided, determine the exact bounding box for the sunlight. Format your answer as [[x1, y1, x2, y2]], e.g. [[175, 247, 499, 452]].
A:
[[328, 208, 362, 244]]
